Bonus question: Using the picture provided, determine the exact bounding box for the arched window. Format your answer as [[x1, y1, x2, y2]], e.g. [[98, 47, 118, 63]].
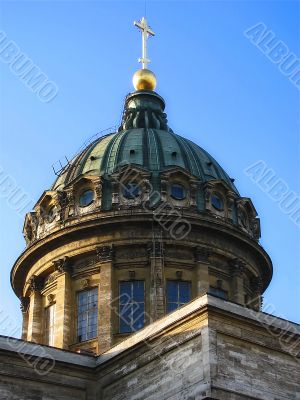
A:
[[211, 193, 224, 211], [171, 183, 186, 200], [79, 189, 94, 207]]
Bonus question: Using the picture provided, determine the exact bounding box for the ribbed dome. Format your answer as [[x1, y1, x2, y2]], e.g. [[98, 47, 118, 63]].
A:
[[53, 129, 237, 193], [53, 91, 238, 193]]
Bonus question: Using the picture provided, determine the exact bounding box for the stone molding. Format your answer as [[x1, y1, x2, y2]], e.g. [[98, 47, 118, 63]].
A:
[[96, 245, 114, 262]]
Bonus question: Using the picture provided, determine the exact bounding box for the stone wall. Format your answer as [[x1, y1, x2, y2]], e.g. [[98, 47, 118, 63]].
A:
[[0, 295, 299, 400]]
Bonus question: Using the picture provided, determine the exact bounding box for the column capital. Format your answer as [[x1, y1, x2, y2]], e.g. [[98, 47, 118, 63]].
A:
[[28, 275, 44, 292], [20, 296, 30, 313], [195, 246, 210, 263], [96, 245, 114, 262], [53, 256, 71, 274], [230, 258, 246, 277]]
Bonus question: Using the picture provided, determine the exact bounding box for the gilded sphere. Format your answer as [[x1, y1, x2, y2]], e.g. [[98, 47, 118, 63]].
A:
[[132, 69, 157, 91]]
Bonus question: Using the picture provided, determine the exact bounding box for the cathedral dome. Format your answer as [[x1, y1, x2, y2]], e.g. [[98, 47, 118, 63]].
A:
[[53, 91, 238, 195]]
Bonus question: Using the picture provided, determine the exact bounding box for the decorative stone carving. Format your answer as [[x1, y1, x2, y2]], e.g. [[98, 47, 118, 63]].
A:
[[44, 272, 58, 286], [176, 271, 183, 280], [81, 279, 90, 289], [230, 258, 245, 277], [195, 246, 210, 263], [28, 275, 44, 292], [96, 245, 114, 262], [250, 218, 261, 240], [148, 242, 164, 258], [129, 270, 136, 280], [20, 297, 29, 313], [251, 277, 263, 294], [47, 294, 56, 304], [53, 256, 71, 273]]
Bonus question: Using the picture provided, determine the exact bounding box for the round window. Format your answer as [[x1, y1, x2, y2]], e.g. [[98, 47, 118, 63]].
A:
[[171, 184, 186, 200], [79, 189, 94, 207], [47, 205, 56, 223], [211, 194, 223, 211], [123, 182, 140, 199]]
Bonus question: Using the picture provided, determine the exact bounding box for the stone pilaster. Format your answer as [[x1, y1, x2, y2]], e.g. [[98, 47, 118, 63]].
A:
[[20, 296, 30, 340], [250, 277, 263, 311], [97, 245, 114, 353], [27, 275, 43, 343], [195, 246, 210, 296], [53, 257, 72, 349], [148, 241, 165, 321], [230, 258, 245, 305]]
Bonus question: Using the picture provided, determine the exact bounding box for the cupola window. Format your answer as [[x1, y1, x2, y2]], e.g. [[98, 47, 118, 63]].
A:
[[171, 184, 186, 200], [119, 281, 145, 333], [47, 205, 56, 223], [77, 288, 98, 342], [166, 281, 191, 313], [79, 189, 94, 207], [123, 182, 140, 199], [211, 194, 223, 211]]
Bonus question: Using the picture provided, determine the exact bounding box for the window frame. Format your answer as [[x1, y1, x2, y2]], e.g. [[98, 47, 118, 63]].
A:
[[76, 287, 99, 343], [211, 192, 224, 211], [166, 279, 192, 313], [170, 183, 187, 200], [79, 189, 95, 208], [122, 182, 141, 199], [118, 280, 145, 334], [44, 303, 56, 346]]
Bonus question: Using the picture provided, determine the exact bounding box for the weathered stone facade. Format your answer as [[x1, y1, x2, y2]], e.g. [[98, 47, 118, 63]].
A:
[[0, 295, 299, 399]]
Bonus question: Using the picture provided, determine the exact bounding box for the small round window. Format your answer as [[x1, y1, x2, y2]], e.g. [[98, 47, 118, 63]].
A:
[[211, 194, 223, 211], [47, 205, 56, 223], [79, 189, 94, 207], [123, 182, 140, 199], [171, 184, 186, 200]]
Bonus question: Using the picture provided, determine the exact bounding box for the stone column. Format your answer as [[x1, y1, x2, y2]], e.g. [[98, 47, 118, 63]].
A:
[[53, 257, 72, 349], [195, 246, 210, 296], [251, 277, 263, 311], [20, 297, 30, 340], [97, 245, 114, 354], [27, 276, 44, 343], [149, 240, 165, 321], [230, 258, 245, 305]]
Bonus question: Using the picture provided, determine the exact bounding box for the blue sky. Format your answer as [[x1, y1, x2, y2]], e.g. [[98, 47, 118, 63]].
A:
[[0, 0, 299, 337]]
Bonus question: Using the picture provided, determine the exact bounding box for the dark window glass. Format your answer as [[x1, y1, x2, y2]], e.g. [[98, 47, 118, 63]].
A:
[[47, 206, 56, 223], [211, 194, 223, 211], [171, 184, 186, 200], [77, 288, 98, 342], [119, 281, 145, 333], [208, 286, 228, 300], [166, 281, 191, 313], [79, 189, 94, 207], [123, 182, 140, 199]]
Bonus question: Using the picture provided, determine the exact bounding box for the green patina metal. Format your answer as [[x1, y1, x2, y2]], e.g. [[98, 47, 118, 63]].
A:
[[52, 91, 238, 200]]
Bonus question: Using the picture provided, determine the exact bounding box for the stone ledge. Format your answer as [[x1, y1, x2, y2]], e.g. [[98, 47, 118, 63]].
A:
[[0, 335, 96, 368]]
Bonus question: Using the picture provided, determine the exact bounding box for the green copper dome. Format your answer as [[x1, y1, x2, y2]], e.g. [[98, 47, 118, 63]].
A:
[[53, 91, 238, 193]]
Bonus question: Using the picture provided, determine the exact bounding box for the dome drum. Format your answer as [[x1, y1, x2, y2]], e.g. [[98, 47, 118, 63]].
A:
[[12, 87, 272, 355]]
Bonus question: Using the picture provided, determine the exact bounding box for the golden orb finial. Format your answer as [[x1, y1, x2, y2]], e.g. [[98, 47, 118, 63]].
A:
[[132, 69, 157, 91]]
